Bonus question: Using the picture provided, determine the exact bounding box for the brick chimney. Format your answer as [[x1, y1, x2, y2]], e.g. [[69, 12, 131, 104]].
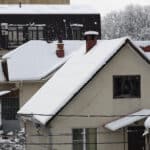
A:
[[84, 31, 99, 52], [56, 35, 65, 58], [141, 46, 150, 52]]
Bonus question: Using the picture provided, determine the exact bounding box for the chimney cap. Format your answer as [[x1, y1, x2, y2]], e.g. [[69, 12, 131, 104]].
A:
[[84, 31, 99, 36]]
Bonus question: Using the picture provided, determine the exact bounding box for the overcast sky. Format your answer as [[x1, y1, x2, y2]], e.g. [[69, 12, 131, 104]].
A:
[[71, 0, 150, 16]]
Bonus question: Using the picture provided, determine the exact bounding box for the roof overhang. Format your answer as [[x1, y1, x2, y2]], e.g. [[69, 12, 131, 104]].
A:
[[105, 109, 150, 131]]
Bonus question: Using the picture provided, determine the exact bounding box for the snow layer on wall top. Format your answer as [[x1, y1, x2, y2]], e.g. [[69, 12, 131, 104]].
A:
[[0, 4, 99, 14], [18, 37, 141, 125], [3, 40, 85, 81]]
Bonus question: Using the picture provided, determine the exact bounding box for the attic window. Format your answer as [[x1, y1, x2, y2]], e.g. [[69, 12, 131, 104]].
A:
[[113, 75, 141, 98]]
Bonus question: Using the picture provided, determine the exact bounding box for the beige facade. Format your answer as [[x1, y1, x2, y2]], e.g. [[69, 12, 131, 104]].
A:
[[19, 81, 44, 107], [0, 0, 69, 4], [25, 43, 150, 150]]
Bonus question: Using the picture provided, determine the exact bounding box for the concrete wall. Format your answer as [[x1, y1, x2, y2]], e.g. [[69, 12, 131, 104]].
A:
[[25, 44, 150, 150], [19, 81, 44, 107], [0, 0, 69, 4]]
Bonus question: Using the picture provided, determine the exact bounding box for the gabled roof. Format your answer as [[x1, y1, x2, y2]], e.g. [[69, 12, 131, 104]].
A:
[[0, 4, 99, 14], [3, 40, 85, 81], [18, 37, 149, 125]]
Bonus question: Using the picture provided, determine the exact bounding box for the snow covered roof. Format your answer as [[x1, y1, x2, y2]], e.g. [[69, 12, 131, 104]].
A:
[[0, 4, 99, 14], [3, 40, 85, 81], [18, 37, 149, 125], [135, 41, 150, 47], [105, 109, 150, 131], [0, 90, 10, 96], [84, 31, 99, 36], [134, 41, 150, 61]]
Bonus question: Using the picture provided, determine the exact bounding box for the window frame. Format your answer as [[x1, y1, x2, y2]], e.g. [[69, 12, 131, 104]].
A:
[[113, 75, 141, 99], [72, 128, 97, 150]]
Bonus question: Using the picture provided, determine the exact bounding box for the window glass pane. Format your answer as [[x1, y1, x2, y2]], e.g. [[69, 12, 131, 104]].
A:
[[86, 128, 97, 150], [113, 75, 140, 98], [18, 26, 24, 42], [28, 26, 37, 40], [73, 129, 83, 150], [13, 31, 17, 42], [2, 97, 19, 120], [38, 26, 44, 40], [8, 31, 13, 41], [73, 128, 97, 150]]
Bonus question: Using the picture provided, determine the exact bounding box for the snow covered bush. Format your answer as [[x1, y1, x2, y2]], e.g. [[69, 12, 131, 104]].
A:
[[0, 129, 25, 150]]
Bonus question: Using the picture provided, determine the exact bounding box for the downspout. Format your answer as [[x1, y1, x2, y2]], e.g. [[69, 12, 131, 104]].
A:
[[123, 128, 126, 150], [24, 121, 27, 150], [48, 127, 53, 150]]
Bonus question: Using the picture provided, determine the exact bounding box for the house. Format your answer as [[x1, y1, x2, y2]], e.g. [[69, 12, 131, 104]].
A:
[[18, 32, 150, 150], [0, 4, 100, 50], [0, 39, 85, 131]]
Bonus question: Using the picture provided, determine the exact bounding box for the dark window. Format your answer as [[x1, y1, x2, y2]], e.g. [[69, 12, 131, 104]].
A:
[[8, 25, 24, 48], [73, 128, 97, 150], [128, 127, 145, 150], [1, 90, 19, 120], [113, 75, 141, 98]]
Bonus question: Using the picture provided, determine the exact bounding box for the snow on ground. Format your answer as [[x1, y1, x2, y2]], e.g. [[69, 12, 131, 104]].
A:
[[3, 40, 85, 81], [0, 129, 25, 150], [18, 37, 144, 125]]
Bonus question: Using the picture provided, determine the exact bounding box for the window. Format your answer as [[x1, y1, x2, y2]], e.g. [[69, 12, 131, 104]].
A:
[[72, 128, 97, 150], [28, 26, 37, 40], [1, 90, 19, 120], [113, 75, 141, 98], [8, 25, 24, 48]]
